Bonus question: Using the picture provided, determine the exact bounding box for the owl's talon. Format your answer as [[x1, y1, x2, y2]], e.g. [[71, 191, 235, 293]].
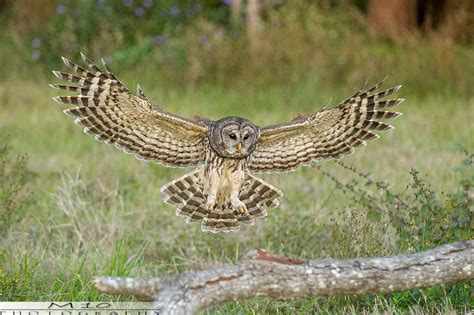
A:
[[236, 206, 248, 215], [232, 199, 248, 215], [204, 198, 216, 211]]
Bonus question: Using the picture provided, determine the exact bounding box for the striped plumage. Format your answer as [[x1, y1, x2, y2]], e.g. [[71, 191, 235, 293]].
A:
[[160, 167, 282, 233], [51, 54, 404, 233], [51, 54, 207, 167], [249, 81, 404, 172]]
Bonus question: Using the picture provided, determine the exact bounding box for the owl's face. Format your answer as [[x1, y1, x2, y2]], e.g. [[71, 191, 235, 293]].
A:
[[209, 117, 260, 158]]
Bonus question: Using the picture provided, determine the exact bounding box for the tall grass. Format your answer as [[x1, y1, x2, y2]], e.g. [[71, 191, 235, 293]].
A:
[[2, 1, 473, 97], [0, 116, 472, 310], [0, 142, 32, 236], [0, 0, 473, 312]]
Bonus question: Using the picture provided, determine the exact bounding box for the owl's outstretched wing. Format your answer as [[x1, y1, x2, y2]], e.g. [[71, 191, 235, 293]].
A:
[[249, 80, 404, 173], [51, 53, 209, 167]]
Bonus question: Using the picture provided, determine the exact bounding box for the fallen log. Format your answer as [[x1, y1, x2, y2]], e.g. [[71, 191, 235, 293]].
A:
[[94, 240, 473, 314]]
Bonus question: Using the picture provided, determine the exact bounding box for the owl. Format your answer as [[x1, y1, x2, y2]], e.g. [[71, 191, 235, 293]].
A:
[[51, 54, 404, 233]]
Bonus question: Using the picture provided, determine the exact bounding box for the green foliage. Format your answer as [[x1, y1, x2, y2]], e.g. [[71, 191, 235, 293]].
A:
[[400, 165, 472, 251], [0, 142, 34, 300], [318, 151, 473, 311], [3, 0, 229, 67], [0, 141, 32, 236], [0, 255, 36, 301], [2, 1, 472, 96], [322, 150, 472, 256]]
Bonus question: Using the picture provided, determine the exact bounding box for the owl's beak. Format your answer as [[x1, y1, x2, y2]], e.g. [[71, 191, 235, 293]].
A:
[[236, 142, 242, 153]]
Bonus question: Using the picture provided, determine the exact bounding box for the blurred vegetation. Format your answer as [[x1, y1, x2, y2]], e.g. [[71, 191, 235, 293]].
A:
[[1, 0, 473, 96], [0, 141, 33, 236]]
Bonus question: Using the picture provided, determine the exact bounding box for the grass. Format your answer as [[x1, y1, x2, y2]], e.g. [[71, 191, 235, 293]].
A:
[[0, 65, 472, 312], [0, 2, 473, 308]]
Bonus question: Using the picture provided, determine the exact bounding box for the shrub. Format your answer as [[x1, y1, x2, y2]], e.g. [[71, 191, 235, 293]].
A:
[[0, 142, 33, 236], [318, 150, 472, 310], [1, 1, 471, 96]]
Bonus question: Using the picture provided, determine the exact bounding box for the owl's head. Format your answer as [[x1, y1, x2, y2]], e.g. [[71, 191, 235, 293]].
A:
[[209, 117, 260, 159]]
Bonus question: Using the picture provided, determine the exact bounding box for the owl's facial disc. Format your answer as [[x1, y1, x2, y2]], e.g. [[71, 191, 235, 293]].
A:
[[211, 118, 260, 158], [222, 125, 243, 156]]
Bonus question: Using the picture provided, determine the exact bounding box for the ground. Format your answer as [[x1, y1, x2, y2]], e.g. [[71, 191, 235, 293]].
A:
[[0, 64, 472, 312]]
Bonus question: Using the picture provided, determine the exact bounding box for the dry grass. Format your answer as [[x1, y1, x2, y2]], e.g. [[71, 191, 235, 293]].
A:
[[0, 70, 472, 311]]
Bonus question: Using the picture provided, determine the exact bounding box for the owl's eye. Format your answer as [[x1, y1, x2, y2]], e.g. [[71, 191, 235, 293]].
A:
[[229, 134, 237, 140], [243, 134, 249, 140]]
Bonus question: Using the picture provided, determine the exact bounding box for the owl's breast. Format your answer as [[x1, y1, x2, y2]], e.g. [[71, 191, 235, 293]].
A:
[[203, 150, 247, 201]]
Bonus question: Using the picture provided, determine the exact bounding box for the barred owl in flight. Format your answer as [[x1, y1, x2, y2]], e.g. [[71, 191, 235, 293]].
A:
[[51, 54, 404, 233]]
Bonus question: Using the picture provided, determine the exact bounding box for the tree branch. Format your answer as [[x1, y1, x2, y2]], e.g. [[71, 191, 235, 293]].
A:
[[93, 240, 473, 314]]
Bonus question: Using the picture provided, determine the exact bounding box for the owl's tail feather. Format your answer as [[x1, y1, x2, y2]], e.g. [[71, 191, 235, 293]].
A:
[[160, 169, 283, 233]]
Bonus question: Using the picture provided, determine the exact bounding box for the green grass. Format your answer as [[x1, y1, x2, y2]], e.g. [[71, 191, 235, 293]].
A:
[[0, 63, 473, 313], [1, 1, 473, 311]]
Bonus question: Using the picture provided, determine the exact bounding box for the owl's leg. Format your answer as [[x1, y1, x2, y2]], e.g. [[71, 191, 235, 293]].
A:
[[230, 174, 248, 215], [204, 174, 219, 211], [204, 194, 217, 211], [231, 193, 247, 214]]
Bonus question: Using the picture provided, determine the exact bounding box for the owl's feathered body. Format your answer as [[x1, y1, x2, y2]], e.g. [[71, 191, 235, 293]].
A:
[[202, 146, 248, 210], [51, 53, 405, 233], [161, 136, 283, 233]]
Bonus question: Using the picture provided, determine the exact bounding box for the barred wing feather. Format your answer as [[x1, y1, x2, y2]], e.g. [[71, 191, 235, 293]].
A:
[[51, 53, 209, 167], [249, 81, 404, 173]]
